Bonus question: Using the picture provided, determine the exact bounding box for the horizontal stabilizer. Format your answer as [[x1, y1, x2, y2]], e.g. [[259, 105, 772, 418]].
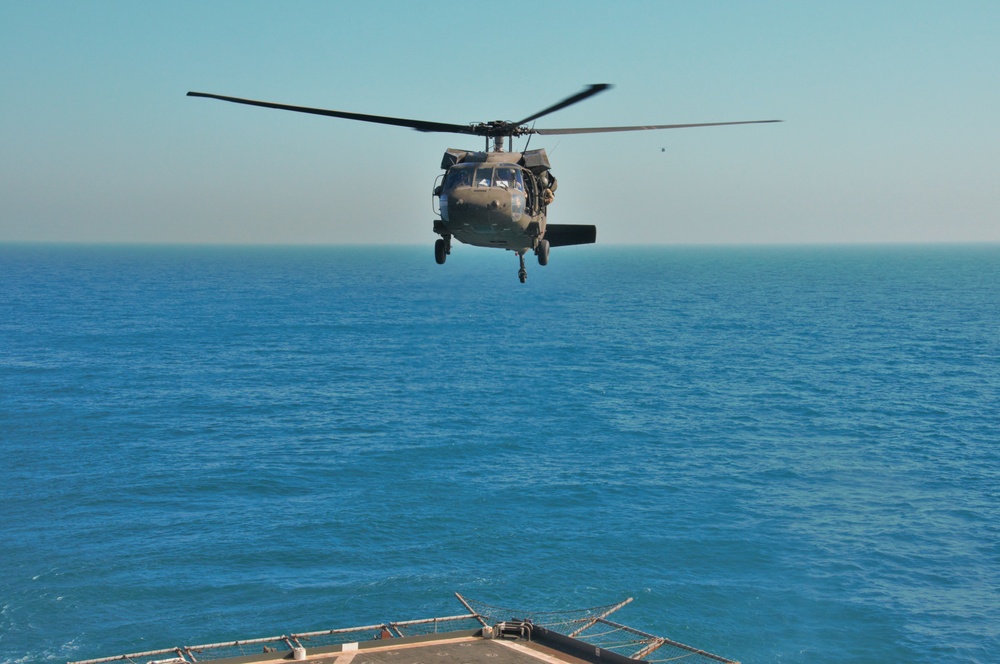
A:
[[545, 224, 597, 247]]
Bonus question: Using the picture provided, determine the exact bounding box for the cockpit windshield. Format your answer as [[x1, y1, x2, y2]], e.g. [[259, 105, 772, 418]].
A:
[[444, 166, 473, 191], [474, 167, 494, 188], [494, 168, 513, 189], [494, 167, 524, 192], [444, 164, 524, 191]]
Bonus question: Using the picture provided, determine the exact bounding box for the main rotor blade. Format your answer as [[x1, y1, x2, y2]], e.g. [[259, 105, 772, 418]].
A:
[[534, 119, 782, 135], [186, 91, 479, 135], [513, 84, 611, 127]]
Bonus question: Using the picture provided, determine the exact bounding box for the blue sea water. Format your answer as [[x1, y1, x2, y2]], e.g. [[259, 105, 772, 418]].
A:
[[1, 244, 998, 664]]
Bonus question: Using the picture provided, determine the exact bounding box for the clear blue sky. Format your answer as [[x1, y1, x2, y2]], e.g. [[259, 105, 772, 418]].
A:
[[2, 1, 998, 245]]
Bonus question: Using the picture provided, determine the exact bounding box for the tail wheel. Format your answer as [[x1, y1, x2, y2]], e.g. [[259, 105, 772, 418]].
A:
[[536, 239, 550, 266], [434, 238, 447, 264]]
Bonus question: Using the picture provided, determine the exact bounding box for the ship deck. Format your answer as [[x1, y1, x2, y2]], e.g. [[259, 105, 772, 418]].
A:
[[68, 594, 738, 664], [291, 634, 589, 664]]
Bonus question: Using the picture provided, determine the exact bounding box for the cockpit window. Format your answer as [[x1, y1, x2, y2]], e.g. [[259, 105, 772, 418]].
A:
[[494, 167, 516, 190], [444, 167, 473, 190], [474, 167, 494, 188], [448, 164, 524, 190]]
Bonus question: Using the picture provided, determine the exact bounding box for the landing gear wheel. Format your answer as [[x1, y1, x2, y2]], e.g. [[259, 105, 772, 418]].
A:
[[536, 239, 550, 266], [518, 253, 527, 283], [434, 238, 447, 265]]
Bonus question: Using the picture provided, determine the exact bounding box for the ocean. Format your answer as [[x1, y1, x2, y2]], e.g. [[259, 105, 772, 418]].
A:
[[1, 244, 998, 663]]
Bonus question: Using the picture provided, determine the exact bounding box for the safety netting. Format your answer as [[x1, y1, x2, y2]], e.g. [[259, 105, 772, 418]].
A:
[[456, 595, 738, 664]]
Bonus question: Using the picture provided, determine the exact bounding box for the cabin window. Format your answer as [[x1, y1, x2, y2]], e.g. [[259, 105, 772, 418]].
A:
[[474, 167, 494, 188]]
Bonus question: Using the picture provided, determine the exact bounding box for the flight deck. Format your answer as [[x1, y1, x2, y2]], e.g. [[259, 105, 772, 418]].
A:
[[67, 594, 738, 664]]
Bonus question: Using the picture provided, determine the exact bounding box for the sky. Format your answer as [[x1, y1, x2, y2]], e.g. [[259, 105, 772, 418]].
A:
[[1, 1, 998, 246]]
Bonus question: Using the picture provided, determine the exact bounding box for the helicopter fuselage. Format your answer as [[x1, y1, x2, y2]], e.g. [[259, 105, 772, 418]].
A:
[[431, 147, 595, 280], [435, 152, 545, 252], [433, 149, 554, 254]]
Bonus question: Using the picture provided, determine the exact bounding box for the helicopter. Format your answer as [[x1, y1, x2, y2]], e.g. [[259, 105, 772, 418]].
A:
[[187, 85, 779, 282]]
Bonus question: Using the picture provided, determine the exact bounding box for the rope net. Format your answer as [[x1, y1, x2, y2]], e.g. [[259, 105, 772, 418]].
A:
[[458, 596, 738, 664]]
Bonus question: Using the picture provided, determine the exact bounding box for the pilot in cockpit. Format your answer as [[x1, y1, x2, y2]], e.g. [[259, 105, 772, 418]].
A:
[[494, 168, 514, 190], [449, 168, 472, 189]]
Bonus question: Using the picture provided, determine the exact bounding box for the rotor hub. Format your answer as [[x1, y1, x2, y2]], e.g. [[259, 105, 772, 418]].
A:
[[469, 121, 530, 137]]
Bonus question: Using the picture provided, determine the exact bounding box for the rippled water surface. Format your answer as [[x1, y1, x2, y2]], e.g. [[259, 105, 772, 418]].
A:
[[1, 244, 998, 663]]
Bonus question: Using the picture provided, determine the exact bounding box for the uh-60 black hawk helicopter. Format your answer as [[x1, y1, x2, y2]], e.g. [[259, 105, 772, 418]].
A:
[[188, 84, 779, 282]]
